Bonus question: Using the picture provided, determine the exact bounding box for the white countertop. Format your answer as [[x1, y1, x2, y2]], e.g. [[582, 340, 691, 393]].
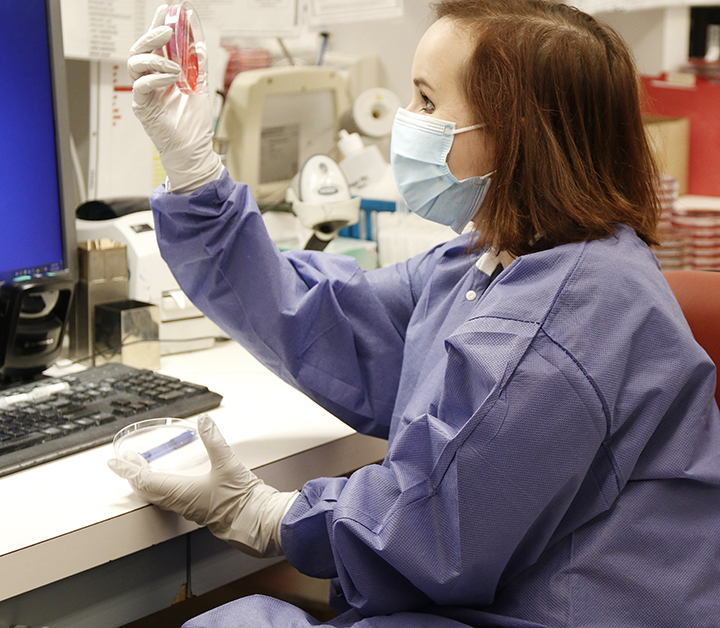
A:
[[0, 341, 369, 601]]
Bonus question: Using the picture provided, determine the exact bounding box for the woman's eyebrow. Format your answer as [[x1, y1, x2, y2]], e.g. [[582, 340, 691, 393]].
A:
[[413, 77, 434, 91]]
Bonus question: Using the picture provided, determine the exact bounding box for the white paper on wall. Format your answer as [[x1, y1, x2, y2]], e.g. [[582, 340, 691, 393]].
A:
[[61, 0, 299, 61], [306, 0, 403, 27]]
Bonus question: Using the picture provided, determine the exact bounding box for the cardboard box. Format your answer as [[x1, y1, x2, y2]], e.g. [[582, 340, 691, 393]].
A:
[[643, 115, 690, 196]]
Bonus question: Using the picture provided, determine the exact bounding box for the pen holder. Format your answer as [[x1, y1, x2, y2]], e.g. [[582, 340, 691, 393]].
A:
[[94, 300, 160, 370]]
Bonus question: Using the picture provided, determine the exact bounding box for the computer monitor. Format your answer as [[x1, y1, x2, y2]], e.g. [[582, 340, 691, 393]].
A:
[[0, 0, 77, 381]]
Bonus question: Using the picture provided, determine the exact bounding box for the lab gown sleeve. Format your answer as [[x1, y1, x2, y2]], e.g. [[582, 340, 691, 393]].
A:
[[281, 314, 607, 616], [151, 172, 425, 438]]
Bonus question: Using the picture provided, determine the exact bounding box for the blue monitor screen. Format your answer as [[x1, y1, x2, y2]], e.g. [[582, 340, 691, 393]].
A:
[[0, 1, 65, 284]]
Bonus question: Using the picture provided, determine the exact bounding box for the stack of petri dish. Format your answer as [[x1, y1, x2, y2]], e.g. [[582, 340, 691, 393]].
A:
[[657, 175, 679, 228], [652, 175, 688, 271], [671, 195, 720, 270], [223, 46, 271, 94]]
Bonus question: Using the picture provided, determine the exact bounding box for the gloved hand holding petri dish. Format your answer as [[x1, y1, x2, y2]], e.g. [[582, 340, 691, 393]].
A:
[[109, 414, 298, 557], [128, 2, 222, 192], [163, 2, 206, 95], [113, 417, 211, 475]]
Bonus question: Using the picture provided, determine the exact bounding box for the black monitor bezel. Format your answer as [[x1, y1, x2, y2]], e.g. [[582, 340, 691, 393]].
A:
[[46, 0, 78, 284], [0, 0, 78, 290]]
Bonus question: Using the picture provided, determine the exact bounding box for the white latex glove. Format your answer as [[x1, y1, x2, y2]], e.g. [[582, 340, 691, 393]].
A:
[[108, 415, 299, 558], [127, 4, 224, 194]]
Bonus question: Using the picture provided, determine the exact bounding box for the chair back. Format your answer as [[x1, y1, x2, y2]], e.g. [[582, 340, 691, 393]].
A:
[[664, 270, 720, 406]]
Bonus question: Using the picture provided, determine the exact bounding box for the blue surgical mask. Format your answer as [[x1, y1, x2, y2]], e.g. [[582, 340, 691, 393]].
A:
[[390, 107, 492, 233]]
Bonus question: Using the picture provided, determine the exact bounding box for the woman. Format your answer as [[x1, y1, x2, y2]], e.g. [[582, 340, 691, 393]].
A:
[[110, 1, 720, 626]]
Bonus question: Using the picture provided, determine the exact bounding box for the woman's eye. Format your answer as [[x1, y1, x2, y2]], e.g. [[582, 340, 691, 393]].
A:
[[420, 94, 435, 113]]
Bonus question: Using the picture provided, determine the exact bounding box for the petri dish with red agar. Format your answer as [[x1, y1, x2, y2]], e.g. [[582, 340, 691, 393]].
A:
[[164, 2, 206, 95]]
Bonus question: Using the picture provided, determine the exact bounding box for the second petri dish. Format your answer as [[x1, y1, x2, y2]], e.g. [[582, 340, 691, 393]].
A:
[[165, 2, 206, 95], [114, 417, 211, 475]]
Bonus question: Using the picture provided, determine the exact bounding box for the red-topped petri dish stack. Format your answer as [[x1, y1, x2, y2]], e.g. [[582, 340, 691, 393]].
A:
[[223, 46, 271, 94], [671, 196, 720, 270], [652, 175, 688, 270], [657, 174, 679, 228]]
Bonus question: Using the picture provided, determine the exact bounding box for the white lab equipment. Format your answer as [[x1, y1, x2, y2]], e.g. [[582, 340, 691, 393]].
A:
[[215, 65, 352, 207], [76, 211, 226, 354], [285, 155, 361, 250]]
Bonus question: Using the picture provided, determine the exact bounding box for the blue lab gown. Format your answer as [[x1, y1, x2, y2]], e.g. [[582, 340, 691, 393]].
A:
[[151, 171, 720, 627]]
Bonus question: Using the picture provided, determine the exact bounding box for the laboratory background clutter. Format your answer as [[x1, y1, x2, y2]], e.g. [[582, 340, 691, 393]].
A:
[[2, 0, 720, 625], [64, 0, 720, 290], [56, 1, 717, 274]]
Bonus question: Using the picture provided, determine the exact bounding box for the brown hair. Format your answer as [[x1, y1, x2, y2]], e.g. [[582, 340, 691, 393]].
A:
[[432, 0, 661, 256]]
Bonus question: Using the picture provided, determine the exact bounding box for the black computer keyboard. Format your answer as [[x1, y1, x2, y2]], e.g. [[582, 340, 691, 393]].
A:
[[0, 363, 222, 477]]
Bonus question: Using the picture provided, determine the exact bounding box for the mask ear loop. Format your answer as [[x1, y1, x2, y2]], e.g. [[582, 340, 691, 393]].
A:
[[449, 122, 493, 182], [452, 123, 485, 135]]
